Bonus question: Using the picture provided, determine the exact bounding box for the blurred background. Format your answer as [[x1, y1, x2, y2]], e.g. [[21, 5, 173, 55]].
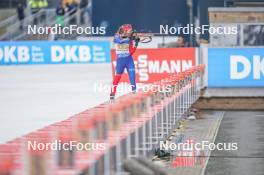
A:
[[0, 0, 263, 46]]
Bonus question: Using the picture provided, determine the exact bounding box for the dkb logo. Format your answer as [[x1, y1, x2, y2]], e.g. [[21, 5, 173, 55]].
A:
[[230, 55, 264, 80]]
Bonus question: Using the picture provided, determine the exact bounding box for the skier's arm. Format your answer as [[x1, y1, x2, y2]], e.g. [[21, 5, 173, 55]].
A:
[[129, 37, 140, 55]]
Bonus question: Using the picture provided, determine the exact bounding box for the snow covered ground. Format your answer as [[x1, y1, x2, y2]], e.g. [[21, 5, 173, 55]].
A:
[[0, 64, 129, 143]]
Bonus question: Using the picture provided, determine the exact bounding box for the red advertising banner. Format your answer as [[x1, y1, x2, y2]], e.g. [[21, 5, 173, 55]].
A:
[[111, 48, 195, 83]]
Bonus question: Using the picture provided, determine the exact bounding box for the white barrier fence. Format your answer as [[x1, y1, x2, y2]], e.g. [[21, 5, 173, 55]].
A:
[[0, 65, 205, 175]]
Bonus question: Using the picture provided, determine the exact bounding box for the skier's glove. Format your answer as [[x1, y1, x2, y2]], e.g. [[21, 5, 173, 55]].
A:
[[135, 37, 140, 47], [130, 30, 137, 40]]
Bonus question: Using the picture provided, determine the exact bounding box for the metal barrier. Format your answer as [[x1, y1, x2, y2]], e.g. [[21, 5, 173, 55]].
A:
[[47, 7, 92, 40], [13, 7, 91, 41], [0, 9, 56, 41], [0, 65, 205, 175], [0, 5, 92, 41]]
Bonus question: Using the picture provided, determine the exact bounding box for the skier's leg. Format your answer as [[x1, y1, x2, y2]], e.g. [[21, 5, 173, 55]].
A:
[[110, 74, 122, 98], [126, 57, 136, 93], [110, 58, 126, 98]]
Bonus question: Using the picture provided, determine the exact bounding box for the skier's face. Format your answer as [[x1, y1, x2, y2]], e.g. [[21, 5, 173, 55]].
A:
[[126, 28, 132, 35]]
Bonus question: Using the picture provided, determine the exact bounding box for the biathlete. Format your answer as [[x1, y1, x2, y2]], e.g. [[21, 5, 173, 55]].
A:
[[110, 24, 140, 101]]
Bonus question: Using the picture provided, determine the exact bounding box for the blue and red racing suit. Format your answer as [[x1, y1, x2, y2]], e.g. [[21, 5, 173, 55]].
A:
[[110, 34, 138, 96]]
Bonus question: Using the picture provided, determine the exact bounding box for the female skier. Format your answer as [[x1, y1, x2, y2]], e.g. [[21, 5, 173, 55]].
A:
[[110, 24, 140, 100]]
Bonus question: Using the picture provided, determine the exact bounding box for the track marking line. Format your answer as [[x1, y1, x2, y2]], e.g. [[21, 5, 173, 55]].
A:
[[199, 111, 225, 175]]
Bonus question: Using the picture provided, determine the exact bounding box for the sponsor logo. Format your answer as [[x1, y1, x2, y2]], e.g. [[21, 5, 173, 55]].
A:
[[0, 41, 110, 65], [208, 48, 264, 87], [230, 55, 264, 80], [111, 48, 195, 83]]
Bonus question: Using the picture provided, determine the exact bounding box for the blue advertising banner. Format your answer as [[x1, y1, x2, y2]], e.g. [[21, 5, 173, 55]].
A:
[[0, 41, 110, 65], [208, 48, 264, 87]]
